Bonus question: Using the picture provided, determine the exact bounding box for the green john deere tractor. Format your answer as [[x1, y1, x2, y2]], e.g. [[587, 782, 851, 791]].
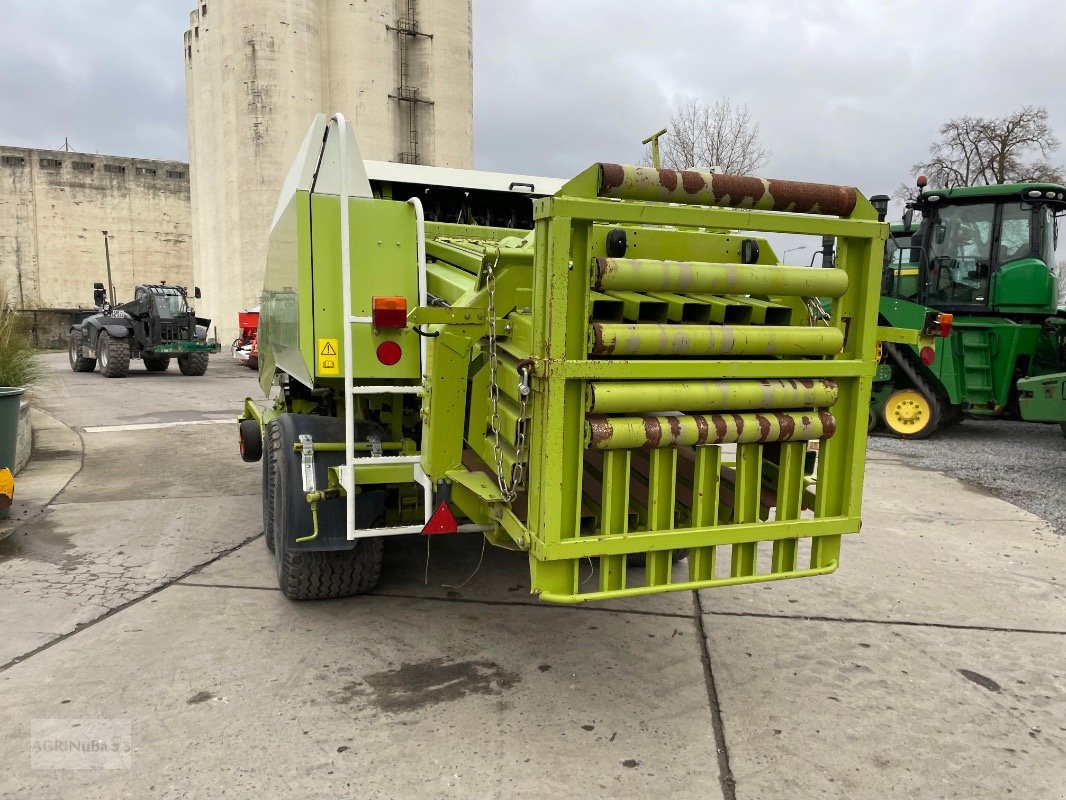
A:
[[875, 180, 1066, 438]]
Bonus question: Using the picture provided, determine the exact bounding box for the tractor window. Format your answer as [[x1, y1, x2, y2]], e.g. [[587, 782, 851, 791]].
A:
[[151, 291, 189, 317], [998, 204, 1033, 265], [1039, 206, 1056, 265], [925, 202, 995, 306]]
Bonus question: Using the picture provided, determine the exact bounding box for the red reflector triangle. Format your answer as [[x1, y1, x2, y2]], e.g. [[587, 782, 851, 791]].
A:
[[421, 501, 459, 535]]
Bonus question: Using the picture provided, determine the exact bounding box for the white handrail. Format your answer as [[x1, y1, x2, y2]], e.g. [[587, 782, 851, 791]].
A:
[[331, 113, 358, 542]]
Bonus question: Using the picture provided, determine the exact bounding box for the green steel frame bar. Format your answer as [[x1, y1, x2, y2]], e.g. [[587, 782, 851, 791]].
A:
[[510, 163, 884, 601]]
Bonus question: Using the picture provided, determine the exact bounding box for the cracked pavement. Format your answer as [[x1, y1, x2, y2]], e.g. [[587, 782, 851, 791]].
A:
[[0, 353, 1063, 799]]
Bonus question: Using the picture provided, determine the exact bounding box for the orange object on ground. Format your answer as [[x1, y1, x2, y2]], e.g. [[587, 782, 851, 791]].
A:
[[0, 468, 14, 510]]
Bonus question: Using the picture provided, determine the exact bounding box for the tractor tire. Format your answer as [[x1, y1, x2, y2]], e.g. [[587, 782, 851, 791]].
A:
[[68, 333, 96, 373], [239, 418, 262, 463], [262, 420, 279, 552], [177, 352, 210, 376], [271, 422, 383, 599], [939, 404, 965, 428], [882, 388, 939, 439], [98, 331, 131, 378], [143, 355, 170, 372]]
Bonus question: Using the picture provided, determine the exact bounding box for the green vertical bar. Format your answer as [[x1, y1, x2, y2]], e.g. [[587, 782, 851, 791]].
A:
[[810, 232, 879, 572], [527, 213, 581, 597], [770, 441, 805, 573], [598, 449, 630, 592], [688, 445, 721, 581], [730, 443, 761, 577], [645, 448, 677, 586]]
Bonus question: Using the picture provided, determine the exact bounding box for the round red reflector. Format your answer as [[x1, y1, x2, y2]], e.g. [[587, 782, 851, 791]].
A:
[[919, 346, 935, 365], [376, 340, 402, 366]]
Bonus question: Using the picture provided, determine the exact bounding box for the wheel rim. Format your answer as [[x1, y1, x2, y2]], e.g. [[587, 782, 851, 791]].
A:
[[99, 336, 109, 368], [883, 389, 932, 436], [68, 337, 77, 366]]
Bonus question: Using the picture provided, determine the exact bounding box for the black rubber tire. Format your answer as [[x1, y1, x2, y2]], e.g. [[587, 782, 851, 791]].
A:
[[868, 406, 879, 433], [239, 418, 263, 463], [68, 333, 96, 373], [143, 355, 170, 372], [272, 425, 383, 600], [1060, 422, 1066, 439], [177, 352, 210, 376], [262, 420, 279, 552], [98, 331, 131, 378], [940, 404, 965, 428]]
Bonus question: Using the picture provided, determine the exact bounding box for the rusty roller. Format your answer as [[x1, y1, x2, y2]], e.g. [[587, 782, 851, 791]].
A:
[[586, 411, 837, 450], [597, 163, 858, 217], [592, 257, 849, 297], [589, 323, 844, 358], [586, 379, 839, 414]]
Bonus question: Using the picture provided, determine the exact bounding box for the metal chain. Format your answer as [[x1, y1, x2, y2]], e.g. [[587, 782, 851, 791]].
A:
[[486, 249, 530, 501], [803, 296, 832, 327]]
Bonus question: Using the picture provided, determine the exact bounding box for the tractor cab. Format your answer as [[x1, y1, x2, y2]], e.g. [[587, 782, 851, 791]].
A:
[[884, 182, 1064, 315], [137, 285, 191, 319]]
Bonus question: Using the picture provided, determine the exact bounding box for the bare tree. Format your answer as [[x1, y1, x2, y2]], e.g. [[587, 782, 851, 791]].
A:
[[650, 97, 770, 175], [913, 105, 1062, 188]]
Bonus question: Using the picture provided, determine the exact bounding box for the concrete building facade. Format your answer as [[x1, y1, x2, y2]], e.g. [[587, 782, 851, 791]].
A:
[[0, 146, 191, 312], [184, 0, 474, 342]]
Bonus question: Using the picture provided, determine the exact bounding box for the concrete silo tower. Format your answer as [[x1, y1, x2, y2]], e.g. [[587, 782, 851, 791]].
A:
[[184, 0, 473, 342]]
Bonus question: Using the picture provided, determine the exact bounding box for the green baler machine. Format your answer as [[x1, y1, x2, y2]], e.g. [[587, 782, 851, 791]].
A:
[[239, 114, 887, 603]]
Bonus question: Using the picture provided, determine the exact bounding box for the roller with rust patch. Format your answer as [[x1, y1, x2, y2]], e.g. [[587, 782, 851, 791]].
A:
[[597, 163, 858, 217], [592, 257, 848, 297], [589, 323, 844, 358], [586, 411, 837, 450], [586, 379, 838, 414]]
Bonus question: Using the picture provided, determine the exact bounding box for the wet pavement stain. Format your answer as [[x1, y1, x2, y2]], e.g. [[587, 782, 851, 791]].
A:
[[958, 669, 1001, 693], [362, 657, 519, 713]]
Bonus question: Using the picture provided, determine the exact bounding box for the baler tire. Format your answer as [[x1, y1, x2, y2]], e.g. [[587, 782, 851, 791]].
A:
[[177, 352, 210, 376], [143, 355, 170, 372], [68, 333, 96, 373], [263, 420, 279, 552], [239, 418, 263, 463], [98, 332, 131, 378], [272, 427, 383, 599]]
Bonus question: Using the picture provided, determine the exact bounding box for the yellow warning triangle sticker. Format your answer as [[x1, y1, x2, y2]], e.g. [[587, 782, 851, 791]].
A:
[[321, 341, 337, 356]]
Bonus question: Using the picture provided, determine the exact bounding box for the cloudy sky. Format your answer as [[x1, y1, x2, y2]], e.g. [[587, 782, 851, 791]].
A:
[[1, 0, 1064, 218]]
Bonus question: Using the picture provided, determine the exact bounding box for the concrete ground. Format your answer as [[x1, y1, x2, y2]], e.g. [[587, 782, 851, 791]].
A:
[[0, 353, 1063, 799]]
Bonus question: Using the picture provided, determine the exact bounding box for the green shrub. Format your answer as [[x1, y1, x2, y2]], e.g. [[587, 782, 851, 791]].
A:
[[0, 287, 42, 389]]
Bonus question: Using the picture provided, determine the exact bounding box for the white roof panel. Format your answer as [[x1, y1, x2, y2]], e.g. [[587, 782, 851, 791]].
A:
[[363, 160, 566, 197]]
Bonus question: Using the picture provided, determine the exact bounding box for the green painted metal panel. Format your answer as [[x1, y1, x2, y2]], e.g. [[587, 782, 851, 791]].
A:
[[261, 190, 315, 393], [1018, 371, 1066, 423], [310, 195, 420, 382]]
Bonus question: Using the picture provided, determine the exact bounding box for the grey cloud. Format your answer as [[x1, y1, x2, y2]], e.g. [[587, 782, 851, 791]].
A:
[[0, 0, 1062, 214]]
